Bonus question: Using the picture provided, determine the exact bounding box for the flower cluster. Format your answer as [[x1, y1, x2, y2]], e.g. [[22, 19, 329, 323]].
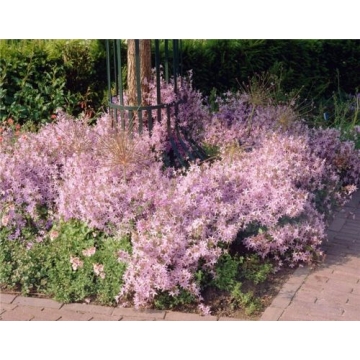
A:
[[82, 246, 96, 257], [93, 263, 105, 279], [70, 256, 84, 271]]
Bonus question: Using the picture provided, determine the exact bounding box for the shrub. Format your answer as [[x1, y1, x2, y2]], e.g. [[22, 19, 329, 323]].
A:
[[0, 40, 107, 129], [181, 40, 360, 100], [0, 40, 75, 127]]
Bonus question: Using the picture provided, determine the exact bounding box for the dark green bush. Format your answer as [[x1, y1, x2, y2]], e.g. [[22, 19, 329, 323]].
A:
[[2, 39, 359, 131], [0, 41, 74, 126], [180, 39, 360, 100], [0, 40, 107, 128]]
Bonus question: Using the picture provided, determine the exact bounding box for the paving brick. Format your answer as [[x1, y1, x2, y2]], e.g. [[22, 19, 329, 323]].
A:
[[293, 266, 311, 276], [315, 297, 347, 309], [330, 267, 360, 278], [344, 196, 360, 208], [164, 311, 217, 321], [292, 289, 318, 303], [56, 311, 93, 321], [350, 209, 360, 216], [280, 303, 310, 318], [321, 255, 342, 267], [328, 217, 346, 231], [260, 307, 284, 321], [112, 307, 166, 320], [326, 271, 360, 284], [347, 292, 360, 306], [310, 267, 334, 277], [304, 273, 329, 289], [89, 314, 123, 321], [336, 210, 352, 219], [307, 303, 344, 318], [318, 288, 351, 304], [330, 238, 360, 248], [280, 279, 304, 291], [325, 230, 338, 240], [0, 303, 17, 315], [0, 306, 44, 321], [331, 257, 360, 270], [120, 316, 157, 321], [342, 256, 360, 266], [13, 296, 63, 309], [335, 233, 360, 241], [306, 274, 330, 284], [62, 303, 113, 315], [351, 284, 360, 296], [299, 282, 324, 293], [344, 219, 360, 227], [0, 293, 18, 304], [341, 225, 360, 233], [343, 303, 360, 320], [218, 317, 243, 321], [30, 310, 64, 321], [323, 279, 354, 293], [269, 292, 293, 308], [279, 311, 329, 321], [323, 247, 350, 257], [340, 308, 360, 320]]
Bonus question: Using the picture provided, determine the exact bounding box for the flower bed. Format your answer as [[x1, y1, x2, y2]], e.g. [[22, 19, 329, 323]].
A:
[[1, 74, 359, 314]]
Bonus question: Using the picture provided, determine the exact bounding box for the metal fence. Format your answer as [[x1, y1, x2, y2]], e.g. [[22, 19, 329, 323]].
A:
[[105, 39, 207, 167], [105, 40, 183, 133]]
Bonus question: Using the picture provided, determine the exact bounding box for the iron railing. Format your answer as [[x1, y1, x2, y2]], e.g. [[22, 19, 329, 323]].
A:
[[105, 39, 207, 167]]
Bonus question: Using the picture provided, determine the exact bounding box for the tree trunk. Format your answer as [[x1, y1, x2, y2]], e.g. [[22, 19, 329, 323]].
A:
[[127, 39, 151, 107]]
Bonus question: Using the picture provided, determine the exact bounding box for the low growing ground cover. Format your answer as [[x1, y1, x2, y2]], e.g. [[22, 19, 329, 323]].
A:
[[1, 74, 359, 316]]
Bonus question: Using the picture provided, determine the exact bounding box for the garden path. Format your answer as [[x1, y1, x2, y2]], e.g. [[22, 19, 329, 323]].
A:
[[261, 189, 360, 321]]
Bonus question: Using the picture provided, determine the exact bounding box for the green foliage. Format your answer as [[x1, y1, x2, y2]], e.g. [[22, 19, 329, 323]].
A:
[[212, 253, 273, 315], [2, 39, 359, 133], [0, 40, 76, 126], [202, 142, 220, 160], [0, 40, 107, 129], [153, 289, 197, 310], [0, 219, 130, 305], [309, 90, 360, 147], [0, 232, 49, 295], [59, 40, 107, 119], [230, 283, 262, 316], [181, 39, 360, 100], [151, 252, 273, 315], [212, 253, 242, 291], [240, 254, 273, 285]]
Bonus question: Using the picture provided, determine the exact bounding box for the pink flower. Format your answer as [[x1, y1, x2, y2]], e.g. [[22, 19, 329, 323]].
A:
[[198, 303, 212, 316], [1, 214, 9, 227], [70, 256, 83, 271], [49, 229, 59, 241], [82, 246, 96, 257], [93, 263, 105, 278], [117, 250, 131, 263]]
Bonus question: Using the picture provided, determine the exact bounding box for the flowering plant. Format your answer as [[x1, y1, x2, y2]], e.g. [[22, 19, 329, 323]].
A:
[[1, 74, 359, 312]]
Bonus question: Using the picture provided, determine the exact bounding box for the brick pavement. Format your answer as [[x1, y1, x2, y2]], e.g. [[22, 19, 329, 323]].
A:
[[0, 292, 236, 320], [1, 191, 359, 321], [261, 189, 360, 321]]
